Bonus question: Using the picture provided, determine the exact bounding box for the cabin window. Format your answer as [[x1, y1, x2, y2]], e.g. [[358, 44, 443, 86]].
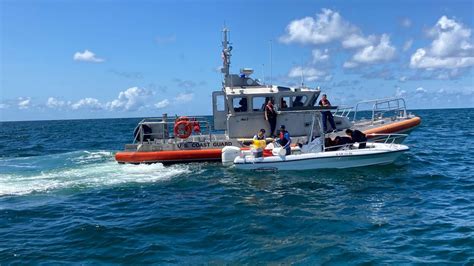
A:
[[292, 95, 307, 107], [233, 97, 248, 112], [216, 95, 225, 111], [280, 96, 290, 110], [253, 97, 275, 112]]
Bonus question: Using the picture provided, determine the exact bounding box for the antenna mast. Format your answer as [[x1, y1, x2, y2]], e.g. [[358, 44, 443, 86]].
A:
[[269, 40, 273, 86], [221, 27, 232, 78]]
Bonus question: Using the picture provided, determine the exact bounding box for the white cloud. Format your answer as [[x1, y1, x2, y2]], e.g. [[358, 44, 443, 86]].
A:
[[46, 97, 66, 108], [280, 9, 396, 68], [342, 34, 375, 49], [395, 87, 407, 97], [73, 50, 105, 63], [416, 87, 427, 93], [312, 49, 329, 62], [343, 61, 358, 68], [401, 18, 412, 28], [106, 87, 152, 111], [155, 99, 170, 109], [174, 92, 194, 103], [71, 98, 102, 110], [0, 103, 8, 109], [403, 39, 413, 52], [288, 66, 327, 81], [280, 9, 357, 45], [18, 97, 31, 109], [410, 16, 474, 69], [345, 34, 396, 66]]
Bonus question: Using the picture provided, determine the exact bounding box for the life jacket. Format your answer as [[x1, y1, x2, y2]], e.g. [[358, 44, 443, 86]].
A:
[[265, 103, 276, 118], [251, 139, 267, 150], [279, 131, 289, 147]]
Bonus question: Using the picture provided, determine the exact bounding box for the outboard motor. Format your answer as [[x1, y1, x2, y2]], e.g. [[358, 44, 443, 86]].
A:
[[221, 146, 241, 166]]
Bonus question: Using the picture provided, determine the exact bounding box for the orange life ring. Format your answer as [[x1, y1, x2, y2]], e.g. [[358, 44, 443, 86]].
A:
[[176, 116, 190, 123], [174, 120, 192, 139]]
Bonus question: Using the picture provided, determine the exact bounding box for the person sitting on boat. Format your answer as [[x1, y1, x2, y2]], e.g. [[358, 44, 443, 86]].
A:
[[253, 128, 266, 140], [281, 99, 288, 109], [345, 129, 367, 149], [318, 94, 337, 133], [276, 125, 291, 155], [264, 99, 277, 137], [251, 129, 267, 158]]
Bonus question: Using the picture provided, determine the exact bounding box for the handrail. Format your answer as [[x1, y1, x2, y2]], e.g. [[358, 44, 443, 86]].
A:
[[353, 97, 407, 122], [133, 118, 212, 144], [332, 105, 353, 118], [323, 133, 408, 151]]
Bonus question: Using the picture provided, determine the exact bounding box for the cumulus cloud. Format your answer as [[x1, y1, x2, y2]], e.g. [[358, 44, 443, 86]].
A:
[[46, 97, 67, 108], [410, 16, 474, 69], [312, 49, 330, 62], [155, 99, 170, 109], [174, 92, 194, 103], [18, 97, 31, 109], [280, 8, 397, 71], [342, 34, 375, 49], [280, 9, 357, 45], [106, 87, 152, 111], [345, 34, 396, 67], [71, 98, 102, 110], [73, 50, 105, 63], [288, 66, 327, 81]]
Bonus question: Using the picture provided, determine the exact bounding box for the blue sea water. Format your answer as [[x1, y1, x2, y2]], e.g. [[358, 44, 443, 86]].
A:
[[0, 109, 473, 264]]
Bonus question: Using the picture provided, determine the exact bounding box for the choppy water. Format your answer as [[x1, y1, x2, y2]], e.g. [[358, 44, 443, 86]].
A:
[[1, 109, 473, 264]]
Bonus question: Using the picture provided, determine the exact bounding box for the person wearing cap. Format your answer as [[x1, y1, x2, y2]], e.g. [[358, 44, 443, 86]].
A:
[[318, 94, 337, 133], [276, 125, 292, 155]]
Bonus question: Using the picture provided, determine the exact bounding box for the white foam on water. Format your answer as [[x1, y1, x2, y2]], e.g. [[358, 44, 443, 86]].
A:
[[0, 151, 191, 196]]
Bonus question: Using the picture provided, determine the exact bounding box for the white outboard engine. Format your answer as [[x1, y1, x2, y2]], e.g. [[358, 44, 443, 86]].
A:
[[221, 146, 241, 166]]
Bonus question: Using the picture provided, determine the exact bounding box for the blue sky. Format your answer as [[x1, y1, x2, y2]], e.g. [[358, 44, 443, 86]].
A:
[[1, 0, 473, 121]]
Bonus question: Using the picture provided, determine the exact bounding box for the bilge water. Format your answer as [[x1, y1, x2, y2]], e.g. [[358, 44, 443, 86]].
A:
[[0, 109, 473, 264]]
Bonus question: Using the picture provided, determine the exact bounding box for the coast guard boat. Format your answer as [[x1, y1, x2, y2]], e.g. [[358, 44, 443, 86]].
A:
[[115, 28, 420, 164]]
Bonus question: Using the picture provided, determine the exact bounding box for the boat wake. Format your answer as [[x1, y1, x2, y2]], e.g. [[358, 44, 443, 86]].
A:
[[0, 151, 190, 196]]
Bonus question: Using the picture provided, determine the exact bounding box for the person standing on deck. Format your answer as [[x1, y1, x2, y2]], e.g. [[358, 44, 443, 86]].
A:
[[265, 99, 277, 137], [318, 94, 337, 133]]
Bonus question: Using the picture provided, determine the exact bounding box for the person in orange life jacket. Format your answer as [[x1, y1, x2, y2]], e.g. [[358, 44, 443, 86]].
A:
[[318, 94, 337, 133], [264, 99, 277, 137], [345, 129, 367, 149], [276, 125, 291, 155]]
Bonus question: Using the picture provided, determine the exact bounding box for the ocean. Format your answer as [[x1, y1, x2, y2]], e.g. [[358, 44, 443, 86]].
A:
[[0, 109, 473, 264]]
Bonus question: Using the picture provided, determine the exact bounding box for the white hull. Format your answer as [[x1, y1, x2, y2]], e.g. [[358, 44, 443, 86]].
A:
[[233, 143, 408, 171]]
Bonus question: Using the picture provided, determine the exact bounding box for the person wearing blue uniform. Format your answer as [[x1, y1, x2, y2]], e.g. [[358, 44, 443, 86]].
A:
[[276, 125, 291, 155], [318, 94, 337, 133]]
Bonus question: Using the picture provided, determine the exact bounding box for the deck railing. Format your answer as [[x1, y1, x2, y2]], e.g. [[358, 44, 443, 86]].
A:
[[133, 117, 212, 144], [353, 97, 407, 123]]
